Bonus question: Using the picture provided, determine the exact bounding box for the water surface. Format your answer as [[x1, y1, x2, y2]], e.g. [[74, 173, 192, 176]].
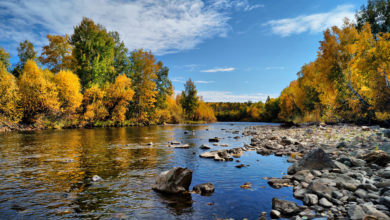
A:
[[0, 122, 301, 219]]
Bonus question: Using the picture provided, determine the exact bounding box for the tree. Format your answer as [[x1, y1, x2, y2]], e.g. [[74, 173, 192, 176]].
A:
[[194, 101, 216, 122], [110, 31, 131, 77], [71, 17, 115, 87], [104, 74, 134, 123], [0, 62, 21, 124], [81, 85, 108, 123], [128, 49, 158, 123], [54, 70, 83, 116], [155, 62, 173, 109], [18, 60, 59, 123], [0, 47, 11, 70], [356, 0, 390, 36], [181, 78, 199, 120], [13, 40, 38, 77], [39, 34, 74, 73]]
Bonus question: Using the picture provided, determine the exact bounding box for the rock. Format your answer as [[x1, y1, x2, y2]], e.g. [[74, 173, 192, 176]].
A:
[[303, 194, 318, 205], [235, 164, 245, 168], [209, 137, 220, 142], [147, 142, 153, 146], [288, 148, 337, 174], [193, 183, 215, 195], [240, 182, 252, 189], [272, 198, 301, 216], [259, 212, 267, 220], [299, 209, 316, 218], [293, 188, 306, 199], [92, 175, 103, 182], [270, 210, 281, 218], [293, 170, 314, 182], [363, 150, 390, 167], [311, 170, 322, 177], [362, 126, 370, 131], [307, 179, 336, 199], [379, 167, 390, 178], [234, 136, 241, 139], [379, 196, 390, 209], [268, 178, 291, 189], [361, 203, 390, 219], [216, 151, 233, 161], [171, 144, 190, 148], [355, 189, 368, 199], [220, 144, 229, 147], [200, 144, 210, 150], [228, 147, 244, 158], [152, 167, 193, 194], [281, 136, 299, 146], [332, 191, 343, 199], [348, 204, 365, 220], [319, 198, 332, 208], [170, 141, 180, 145]]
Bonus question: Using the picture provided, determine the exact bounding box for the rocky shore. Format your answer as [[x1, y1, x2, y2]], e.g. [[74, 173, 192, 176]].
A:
[[244, 124, 390, 219]]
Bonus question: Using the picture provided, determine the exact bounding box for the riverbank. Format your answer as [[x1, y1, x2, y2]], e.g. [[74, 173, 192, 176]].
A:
[[243, 124, 390, 219]]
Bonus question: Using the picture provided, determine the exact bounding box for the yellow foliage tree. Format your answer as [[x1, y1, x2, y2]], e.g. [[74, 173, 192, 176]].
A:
[[18, 60, 59, 123], [104, 74, 134, 123], [0, 62, 21, 124], [54, 70, 83, 116], [39, 34, 74, 73], [82, 85, 108, 123], [194, 101, 217, 122]]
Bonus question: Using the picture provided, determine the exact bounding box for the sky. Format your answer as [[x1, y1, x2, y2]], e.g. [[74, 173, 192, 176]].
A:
[[0, 0, 368, 102]]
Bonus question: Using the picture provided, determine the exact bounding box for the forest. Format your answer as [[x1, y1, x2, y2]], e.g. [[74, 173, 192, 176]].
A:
[[0, 18, 216, 130], [0, 0, 390, 130]]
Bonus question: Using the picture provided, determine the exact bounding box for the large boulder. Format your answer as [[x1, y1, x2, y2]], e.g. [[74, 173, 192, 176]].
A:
[[272, 198, 301, 217], [288, 148, 337, 174], [363, 150, 390, 167], [152, 167, 193, 194]]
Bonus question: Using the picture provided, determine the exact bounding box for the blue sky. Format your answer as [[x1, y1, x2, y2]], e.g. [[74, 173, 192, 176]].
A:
[[0, 0, 368, 102]]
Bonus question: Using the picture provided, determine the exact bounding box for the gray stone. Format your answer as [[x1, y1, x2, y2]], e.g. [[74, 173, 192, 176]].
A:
[[332, 191, 343, 199], [319, 198, 333, 208], [268, 178, 291, 189], [272, 198, 301, 216], [193, 183, 215, 195], [303, 194, 318, 205], [270, 209, 281, 218], [355, 188, 368, 199], [348, 204, 365, 220], [311, 170, 322, 177], [152, 167, 193, 194], [288, 148, 337, 175], [293, 188, 306, 199], [363, 150, 390, 167], [200, 144, 210, 150], [293, 170, 314, 182]]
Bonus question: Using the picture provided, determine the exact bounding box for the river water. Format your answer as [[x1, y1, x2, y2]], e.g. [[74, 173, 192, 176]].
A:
[[0, 122, 301, 219]]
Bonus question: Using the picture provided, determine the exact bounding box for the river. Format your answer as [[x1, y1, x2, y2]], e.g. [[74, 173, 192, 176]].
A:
[[0, 122, 301, 219]]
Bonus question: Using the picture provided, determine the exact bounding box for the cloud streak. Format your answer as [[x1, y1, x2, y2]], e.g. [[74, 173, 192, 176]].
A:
[[265, 4, 355, 37], [197, 91, 277, 102], [201, 67, 235, 73], [0, 0, 261, 55]]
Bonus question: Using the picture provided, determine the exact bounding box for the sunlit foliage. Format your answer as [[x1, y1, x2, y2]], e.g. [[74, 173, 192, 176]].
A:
[[40, 34, 74, 73], [0, 62, 21, 124], [54, 70, 83, 116]]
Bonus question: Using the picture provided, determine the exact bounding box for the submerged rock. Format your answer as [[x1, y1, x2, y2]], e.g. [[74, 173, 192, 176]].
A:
[[92, 175, 103, 182], [152, 167, 193, 194], [268, 178, 291, 189], [209, 137, 220, 142], [193, 183, 215, 195], [200, 144, 210, 150]]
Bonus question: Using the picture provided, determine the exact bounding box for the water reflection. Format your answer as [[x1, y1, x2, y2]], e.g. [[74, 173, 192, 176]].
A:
[[0, 122, 300, 219]]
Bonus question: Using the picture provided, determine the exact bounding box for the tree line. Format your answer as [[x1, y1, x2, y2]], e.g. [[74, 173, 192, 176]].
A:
[[0, 17, 216, 130], [278, 0, 390, 125]]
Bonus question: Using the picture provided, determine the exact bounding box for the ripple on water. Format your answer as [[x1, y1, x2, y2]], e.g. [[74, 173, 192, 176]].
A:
[[0, 122, 300, 219]]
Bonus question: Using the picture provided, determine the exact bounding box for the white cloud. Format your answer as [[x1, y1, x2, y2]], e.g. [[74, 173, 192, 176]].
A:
[[201, 67, 235, 73], [265, 66, 284, 70], [0, 0, 260, 55], [195, 80, 214, 84], [197, 91, 277, 102], [265, 4, 355, 37], [212, 0, 263, 11]]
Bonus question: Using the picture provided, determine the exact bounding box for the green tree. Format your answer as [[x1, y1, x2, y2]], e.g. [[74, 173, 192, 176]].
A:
[[356, 0, 390, 36], [71, 17, 115, 87], [155, 62, 173, 109], [13, 40, 38, 77], [181, 78, 199, 120], [110, 31, 131, 77]]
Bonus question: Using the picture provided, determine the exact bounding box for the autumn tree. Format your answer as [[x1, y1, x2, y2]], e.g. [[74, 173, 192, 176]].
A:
[[181, 78, 199, 120], [0, 47, 11, 70], [128, 49, 158, 123], [18, 60, 59, 123], [39, 34, 74, 73], [104, 74, 134, 123], [0, 62, 21, 124], [54, 70, 83, 116], [110, 31, 131, 77], [81, 85, 108, 124], [13, 40, 38, 77], [194, 101, 216, 122], [71, 17, 115, 87]]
